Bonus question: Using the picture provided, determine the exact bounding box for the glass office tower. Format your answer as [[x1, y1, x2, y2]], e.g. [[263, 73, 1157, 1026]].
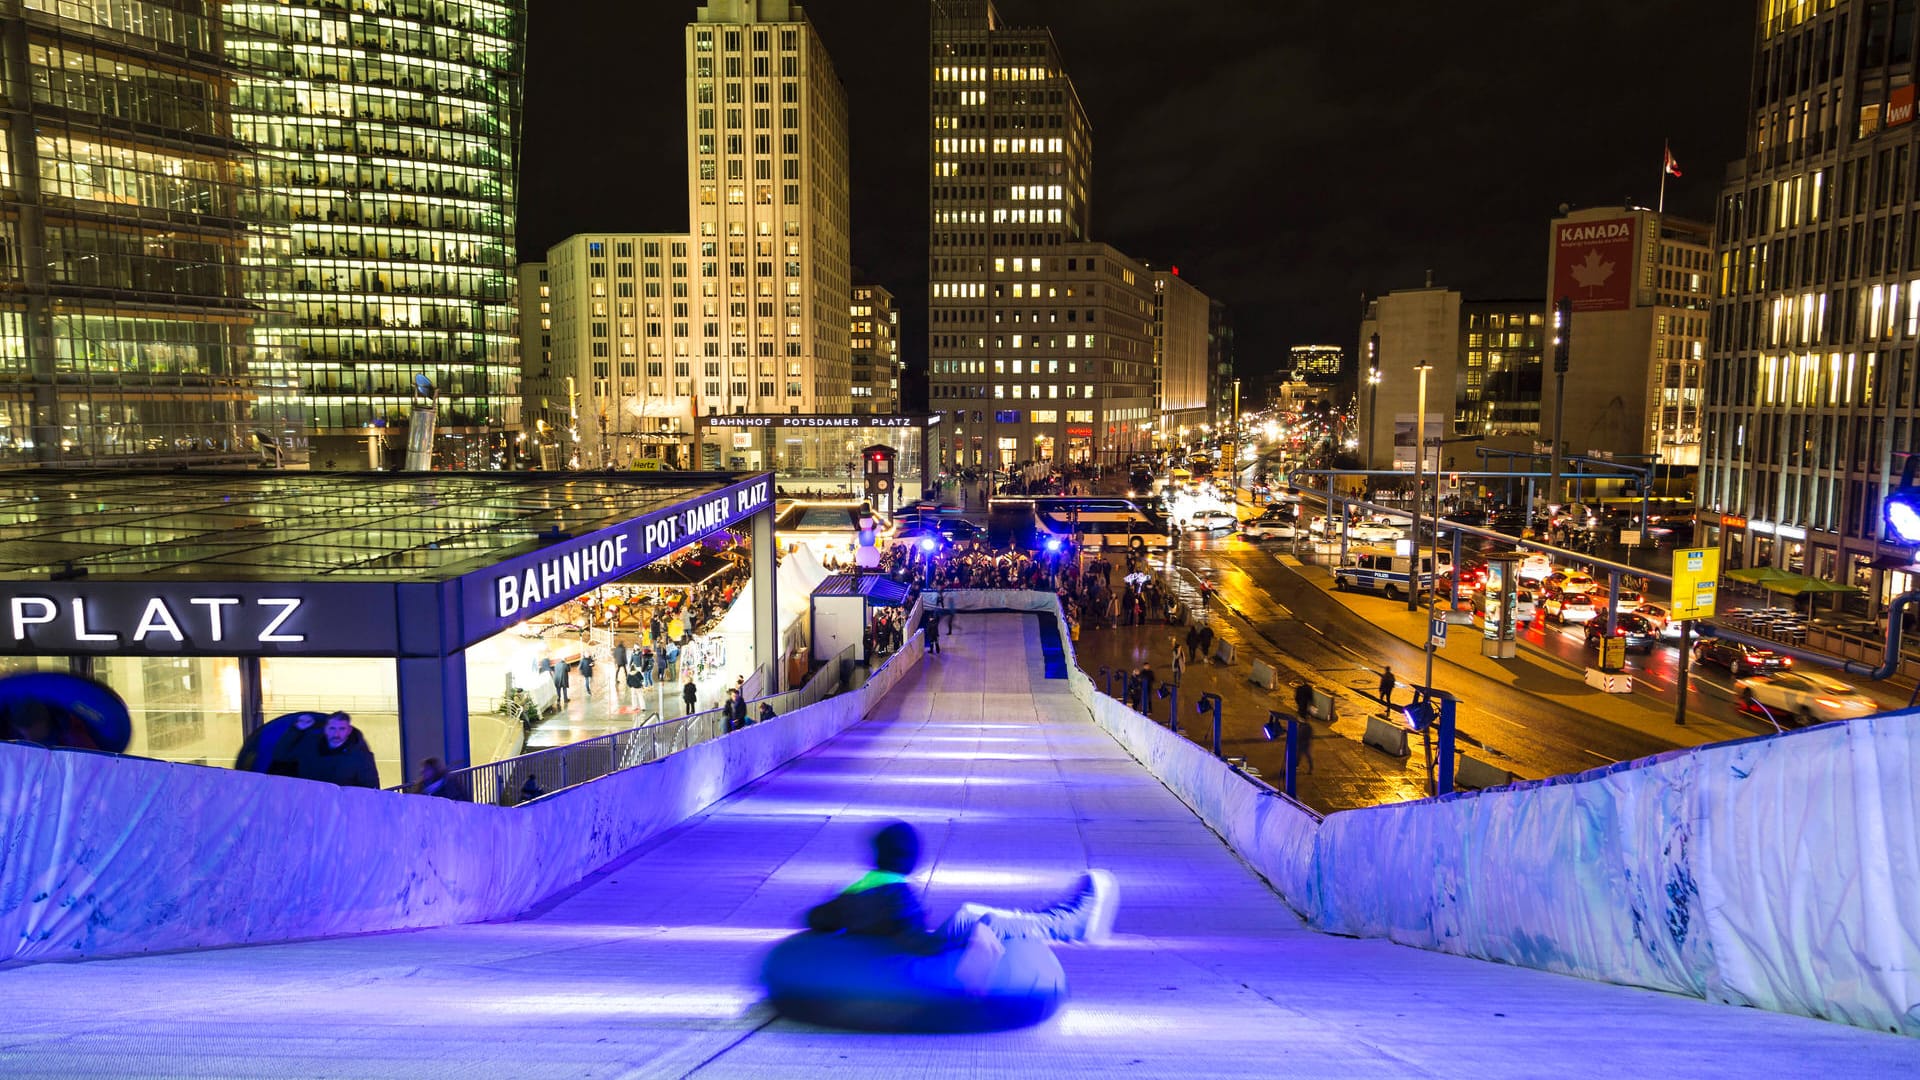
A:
[[0, 0, 298, 466], [224, 0, 526, 469]]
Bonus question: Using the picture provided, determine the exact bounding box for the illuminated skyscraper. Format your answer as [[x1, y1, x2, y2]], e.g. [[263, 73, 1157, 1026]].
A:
[[930, 0, 1159, 470], [224, 1, 526, 469], [0, 1, 298, 466], [851, 284, 899, 414], [685, 1, 850, 419]]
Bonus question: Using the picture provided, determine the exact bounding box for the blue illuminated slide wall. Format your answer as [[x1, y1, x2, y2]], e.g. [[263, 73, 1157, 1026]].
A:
[[1046, 591, 1919, 1039]]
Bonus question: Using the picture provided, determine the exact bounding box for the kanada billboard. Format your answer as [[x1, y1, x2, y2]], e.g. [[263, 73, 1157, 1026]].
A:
[[1553, 217, 1636, 312]]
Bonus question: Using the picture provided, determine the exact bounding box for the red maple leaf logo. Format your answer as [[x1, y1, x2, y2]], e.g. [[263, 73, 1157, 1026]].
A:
[[1569, 249, 1615, 292]]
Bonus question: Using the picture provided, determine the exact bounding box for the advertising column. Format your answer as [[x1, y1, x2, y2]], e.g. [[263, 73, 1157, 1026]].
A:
[[1482, 552, 1519, 659]]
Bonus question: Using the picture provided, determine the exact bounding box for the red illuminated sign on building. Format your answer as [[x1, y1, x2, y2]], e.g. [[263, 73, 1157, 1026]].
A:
[[1889, 85, 1916, 128], [1066, 425, 1093, 437], [1552, 217, 1637, 312]]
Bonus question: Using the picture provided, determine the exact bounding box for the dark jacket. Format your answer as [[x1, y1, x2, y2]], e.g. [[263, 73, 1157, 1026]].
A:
[[421, 772, 471, 801], [272, 725, 380, 789], [806, 874, 946, 954]]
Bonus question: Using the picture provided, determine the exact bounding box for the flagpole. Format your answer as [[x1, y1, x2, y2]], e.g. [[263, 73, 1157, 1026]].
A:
[[1659, 139, 1668, 214]]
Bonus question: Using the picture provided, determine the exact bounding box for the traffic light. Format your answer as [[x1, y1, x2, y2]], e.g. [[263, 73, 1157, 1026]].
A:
[[1552, 297, 1572, 374], [1449, 473, 1460, 492]]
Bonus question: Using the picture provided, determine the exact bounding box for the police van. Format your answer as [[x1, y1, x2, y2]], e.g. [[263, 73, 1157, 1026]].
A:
[[1332, 551, 1444, 600]]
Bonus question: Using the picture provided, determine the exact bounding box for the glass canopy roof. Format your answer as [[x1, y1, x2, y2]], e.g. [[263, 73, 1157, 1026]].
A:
[[0, 472, 757, 583]]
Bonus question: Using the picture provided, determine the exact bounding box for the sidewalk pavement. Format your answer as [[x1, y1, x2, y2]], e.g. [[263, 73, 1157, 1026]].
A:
[[1272, 552, 1761, 749], [1071, 621, 1430, 813], [1068, 549, 1772, 815]]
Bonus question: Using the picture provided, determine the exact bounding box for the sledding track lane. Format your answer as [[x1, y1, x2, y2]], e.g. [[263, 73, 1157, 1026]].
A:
[[0, 616, 1909, 1078]]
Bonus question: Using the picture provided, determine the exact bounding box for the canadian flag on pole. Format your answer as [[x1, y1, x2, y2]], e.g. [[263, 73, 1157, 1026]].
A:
[[1664, 144, 1683, 178]]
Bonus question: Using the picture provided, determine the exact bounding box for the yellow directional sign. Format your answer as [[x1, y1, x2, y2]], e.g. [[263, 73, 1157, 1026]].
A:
[[1670, 546, 1720, 620]]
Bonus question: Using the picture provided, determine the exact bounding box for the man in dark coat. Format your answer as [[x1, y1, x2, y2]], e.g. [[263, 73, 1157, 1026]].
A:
[[577, 652, 596, 697], [551, 658, 571, 706], [416, 757, 470, 801], [682, 677, 699, 716], [922, 608, 942, 654], [272, 712, 379, 788]]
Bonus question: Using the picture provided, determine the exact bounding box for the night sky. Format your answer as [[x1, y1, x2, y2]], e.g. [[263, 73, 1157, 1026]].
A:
[[518, 1, 1755, 403]]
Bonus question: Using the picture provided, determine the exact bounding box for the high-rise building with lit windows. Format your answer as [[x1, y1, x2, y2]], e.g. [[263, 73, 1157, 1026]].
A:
[[0, 1, 300, 467], [930, 0, 1159, 469], [850, 284, 899, 414], [1150, 269, 1211, 440], [1541, 206, 1710, 468], [525, 234, 696, 470], [686, 0, 850, 419], [1700, 0, 1915, 601], [223, 0, 526, 470]]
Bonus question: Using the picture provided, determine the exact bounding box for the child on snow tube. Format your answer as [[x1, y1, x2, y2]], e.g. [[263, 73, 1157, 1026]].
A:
[[761, 821, 1118, 1032]]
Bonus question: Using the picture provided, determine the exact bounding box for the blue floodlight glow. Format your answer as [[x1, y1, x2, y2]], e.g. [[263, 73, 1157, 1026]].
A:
[[919, 537, 937, 552], [1888, 498, 1920, 545], [1044, 538, 1063, 552]]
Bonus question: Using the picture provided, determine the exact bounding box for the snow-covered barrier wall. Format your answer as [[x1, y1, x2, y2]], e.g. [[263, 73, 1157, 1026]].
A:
[[1314, 714, 1920, 1037], [1037, 587, 1918, 1037], [0, 629, 923, 964]]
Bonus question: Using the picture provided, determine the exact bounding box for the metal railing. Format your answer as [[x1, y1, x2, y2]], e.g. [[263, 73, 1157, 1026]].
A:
[[405, 637, 882, 806]]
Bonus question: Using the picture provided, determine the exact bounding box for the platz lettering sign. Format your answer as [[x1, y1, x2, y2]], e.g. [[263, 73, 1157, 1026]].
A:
[[0, 581, 406, 656], [8, 595, 305, 644]]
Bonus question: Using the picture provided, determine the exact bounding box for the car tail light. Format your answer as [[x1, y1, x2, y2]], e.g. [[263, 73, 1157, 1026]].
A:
[[1781, 657, 1793, 667]]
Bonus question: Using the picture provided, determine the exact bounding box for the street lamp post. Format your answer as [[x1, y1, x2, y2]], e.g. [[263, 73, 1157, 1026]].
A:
[[1546, 296, 1571, 512], [1408, 363, 1431, 612]]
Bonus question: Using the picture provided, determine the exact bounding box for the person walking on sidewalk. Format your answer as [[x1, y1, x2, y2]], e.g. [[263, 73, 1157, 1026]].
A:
[[1169, 641, 1185, 687], [1291, 715, 1316, 775], [625, 659, 646, 711], [682, 677, 698, 716], [578, 651, 596, 698], [551, 657, 571, 707], [922, 606, 942, 654], [1196, 623, 1215, 663], [1294, 681, 1318, 721], [1378, 667, 1396, 716]]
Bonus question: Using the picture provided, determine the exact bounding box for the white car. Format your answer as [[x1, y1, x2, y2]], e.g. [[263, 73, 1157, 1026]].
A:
[[1734, 671, 1879, 726], [1187, 508, 1239, 533], [1634, 602, 1686, 638], [1242, 517, 1299, 540], [1516, 553, 1554, 581], [1347, 521, 1404, 543], [1544, 591, 1599, 624]]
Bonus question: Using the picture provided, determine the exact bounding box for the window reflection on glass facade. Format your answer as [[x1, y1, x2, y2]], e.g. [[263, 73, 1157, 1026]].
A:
[[94, 655, 245, 768], [261, 657, 400, 786], [224, 0, 527, 469], [0, 2, 300, 466]]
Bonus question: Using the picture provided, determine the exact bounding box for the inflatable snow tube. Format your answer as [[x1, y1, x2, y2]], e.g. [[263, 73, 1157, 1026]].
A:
[[762, 931, 1067, 1032], [0, 671, 132, 753]]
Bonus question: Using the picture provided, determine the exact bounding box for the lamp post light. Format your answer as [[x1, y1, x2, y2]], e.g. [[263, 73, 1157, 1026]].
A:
[[1263, 710, 1300, 799], [1546, 296, 1571, 511], [1195, 692, 1223, 758], [1408, 362, 1432, 612]]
